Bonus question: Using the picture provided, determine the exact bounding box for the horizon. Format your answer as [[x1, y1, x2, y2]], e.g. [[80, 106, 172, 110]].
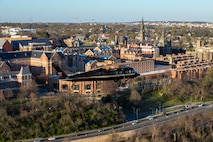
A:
[[0, 0, 213, 23], [0, 20, 212, 24]]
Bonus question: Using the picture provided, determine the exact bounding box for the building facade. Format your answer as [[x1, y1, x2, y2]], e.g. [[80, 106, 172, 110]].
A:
[[0, 39, 13, 52]]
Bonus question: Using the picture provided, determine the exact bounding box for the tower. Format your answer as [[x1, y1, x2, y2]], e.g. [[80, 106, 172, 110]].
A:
[[159, 27, 165, 47], [139, 18, 145, 43], [17, 66, 32, 88]]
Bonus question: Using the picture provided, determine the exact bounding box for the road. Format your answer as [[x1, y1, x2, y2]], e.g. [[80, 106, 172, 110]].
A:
[[19, 102, 213, 142], [25, 102, 213, 142]]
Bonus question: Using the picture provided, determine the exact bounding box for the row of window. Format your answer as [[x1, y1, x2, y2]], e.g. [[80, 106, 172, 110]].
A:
[[62, 83, 102, 91], [0, 82, 19, 89]]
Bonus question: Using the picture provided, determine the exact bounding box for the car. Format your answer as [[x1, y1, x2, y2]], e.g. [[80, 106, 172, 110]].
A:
[[146, 115, 153, 120], [131, 120, 139, 125], [198, 104, 203, 107], [33, 140, 41, 142], [98, 129, 104, 132], [48, 136, 55, 141], [76, 133, 87, 136]]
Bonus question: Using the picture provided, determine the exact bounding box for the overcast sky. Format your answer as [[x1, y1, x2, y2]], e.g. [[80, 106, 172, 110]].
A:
[[0, 0, 212, 23]]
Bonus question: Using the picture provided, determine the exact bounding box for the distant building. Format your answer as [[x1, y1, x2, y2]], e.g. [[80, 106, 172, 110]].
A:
[[119, 59, 155, 73], [186, 39, 213, 61], [63, 35, 85, 47], [0, 51, 66, 80], [120, 44, 159, 60], [0, 39, 13, 52], [11, 38, 61, 51], [0, 66, 32, 99], [139, 18, 145, 43], [69, 46, 114, 72], [5, 28, 36, 36], [158, 28, 172, 56], [16, 66, 32, 88], [49, 77, 120, 96], [0, 35, 32, 42]]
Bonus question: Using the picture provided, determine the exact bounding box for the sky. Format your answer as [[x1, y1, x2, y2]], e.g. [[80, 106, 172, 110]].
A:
[[0, 0, 213, 23]]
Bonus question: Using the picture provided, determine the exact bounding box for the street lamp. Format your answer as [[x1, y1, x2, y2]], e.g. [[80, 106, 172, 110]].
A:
[[136, 108, 140, 120], [157, 101, 161, 113], [132, 107, 136, 120], [132, 107, 140, 120], [150, 107, 154, 115]]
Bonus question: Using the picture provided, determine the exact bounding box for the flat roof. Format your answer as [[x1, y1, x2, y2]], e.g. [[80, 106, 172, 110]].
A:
[[140, 68, 174, 76]]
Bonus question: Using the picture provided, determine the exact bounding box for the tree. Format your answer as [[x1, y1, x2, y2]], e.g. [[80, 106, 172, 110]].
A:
[[130, 89, 141, 107], [200, 69, 213, 98]]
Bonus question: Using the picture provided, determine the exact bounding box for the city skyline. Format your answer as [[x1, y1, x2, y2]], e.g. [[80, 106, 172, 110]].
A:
[[0, 0, 213, 23]]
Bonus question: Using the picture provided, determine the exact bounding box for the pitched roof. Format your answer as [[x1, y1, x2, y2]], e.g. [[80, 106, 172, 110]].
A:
[[92, 50, 99, 54], [97, 55, 111, 60], [0, 51, 65, 60], [85, 60, 95, 64], [0, 51, 31, 60], [99, 46, 111, 51], [18, 66, 31, 75], [55, 47, 66, 51], [31, 51, 43, 58], [0, 39, 6, 48], [0, 61, 4, 67], [11, 39, 54, 50]]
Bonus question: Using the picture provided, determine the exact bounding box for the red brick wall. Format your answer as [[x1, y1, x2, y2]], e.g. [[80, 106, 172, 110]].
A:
[[2, 40, 12, 52]]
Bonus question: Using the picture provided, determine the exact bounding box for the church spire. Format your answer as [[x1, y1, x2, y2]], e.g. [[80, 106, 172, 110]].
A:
[[161, 27, 165, 47], [140, 18, 145, 43]]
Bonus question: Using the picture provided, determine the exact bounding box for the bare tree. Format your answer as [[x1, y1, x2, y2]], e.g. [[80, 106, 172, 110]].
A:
[[130, 89, 141, 107]]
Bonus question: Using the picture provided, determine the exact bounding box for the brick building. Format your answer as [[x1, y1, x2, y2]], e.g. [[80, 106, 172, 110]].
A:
[[0, 39, 13, 52], [0, 51, 66, 79], [119, 59, 155, 74], [0, 66, 32, 99]]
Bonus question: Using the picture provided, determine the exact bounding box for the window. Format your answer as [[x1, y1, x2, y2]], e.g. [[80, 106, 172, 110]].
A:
[[85, 84, 91, 90], [73, 85, 79, 90], [62, 84, 68, 90]]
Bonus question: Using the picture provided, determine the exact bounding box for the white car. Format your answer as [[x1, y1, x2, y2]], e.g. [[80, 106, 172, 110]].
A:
[[198, 104, 203, 107], [146, 115, 153, 120], [48, 136, 56, 141], [131, 120, 138, 125]]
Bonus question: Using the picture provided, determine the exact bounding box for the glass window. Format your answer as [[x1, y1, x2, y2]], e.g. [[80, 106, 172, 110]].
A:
[[73, 85, 79, 90], [62, 84, 68, 90], [85, 84, 91, 90]]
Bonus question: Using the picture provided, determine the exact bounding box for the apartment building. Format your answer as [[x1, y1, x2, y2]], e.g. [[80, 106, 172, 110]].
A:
[[157, 54, 213, 80]]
